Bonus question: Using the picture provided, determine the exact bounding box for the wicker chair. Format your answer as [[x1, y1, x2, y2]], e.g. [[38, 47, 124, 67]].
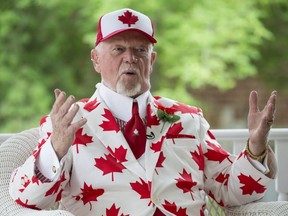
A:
[[1, 128, 288, 216]]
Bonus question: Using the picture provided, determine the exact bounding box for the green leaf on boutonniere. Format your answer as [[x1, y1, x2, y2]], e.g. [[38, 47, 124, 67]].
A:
[[157, 109, 180, 132]]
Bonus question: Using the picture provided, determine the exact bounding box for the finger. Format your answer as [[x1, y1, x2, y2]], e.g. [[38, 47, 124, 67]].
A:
[[54, 89, 62, 99], [51, 91, 67, 114], [69, 118, 87, 134], [63, 103, 80, 125], [270, 91, 277, 114], [263, 91, 277, 117], [249, 90, 259, 113], [58, 95, 76, 118], [266, 102, 276, 123]]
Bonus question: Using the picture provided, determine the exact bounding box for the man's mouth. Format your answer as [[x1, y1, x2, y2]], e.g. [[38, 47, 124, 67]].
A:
[[123, 71, 137, 75]]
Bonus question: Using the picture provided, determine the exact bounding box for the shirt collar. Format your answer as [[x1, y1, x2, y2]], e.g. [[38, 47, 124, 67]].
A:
[[96, 83, 149, 122]]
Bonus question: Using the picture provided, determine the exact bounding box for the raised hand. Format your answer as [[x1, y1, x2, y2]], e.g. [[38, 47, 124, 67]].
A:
[[248, 90, 277, 156], [50, 89, 87, 160]]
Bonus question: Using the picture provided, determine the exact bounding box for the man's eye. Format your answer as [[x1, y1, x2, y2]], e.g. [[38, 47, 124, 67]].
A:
[[113, 47, 124, 52], [135, 47, 147, 53]]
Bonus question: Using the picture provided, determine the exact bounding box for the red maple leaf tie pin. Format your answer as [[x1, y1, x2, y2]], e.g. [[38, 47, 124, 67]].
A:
[[118, 10, 139, 27], [123, 102, 146, 159]]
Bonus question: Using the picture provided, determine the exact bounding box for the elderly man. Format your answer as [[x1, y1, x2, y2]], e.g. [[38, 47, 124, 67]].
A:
[[10, 8, 277, 216]]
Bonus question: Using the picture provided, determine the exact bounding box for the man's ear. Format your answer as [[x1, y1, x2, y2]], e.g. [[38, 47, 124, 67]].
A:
[[149, 51, 157, 74], [91, 49, 101, 73]]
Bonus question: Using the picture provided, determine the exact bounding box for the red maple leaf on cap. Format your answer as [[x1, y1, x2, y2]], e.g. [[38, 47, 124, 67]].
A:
[[238, 173, 266, 195], [118, 10, 139, 27]]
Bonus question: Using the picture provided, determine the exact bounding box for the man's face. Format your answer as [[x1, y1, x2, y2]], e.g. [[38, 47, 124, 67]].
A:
[[91, 31, 157, 98]]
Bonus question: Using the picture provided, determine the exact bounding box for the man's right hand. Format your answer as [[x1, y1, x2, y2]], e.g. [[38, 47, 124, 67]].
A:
[[50, 89, 87, 160]]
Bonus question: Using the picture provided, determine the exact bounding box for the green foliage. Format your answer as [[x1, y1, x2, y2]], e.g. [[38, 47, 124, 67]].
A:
[[255, 2, 288, 92], [0, 0, 286, 132]]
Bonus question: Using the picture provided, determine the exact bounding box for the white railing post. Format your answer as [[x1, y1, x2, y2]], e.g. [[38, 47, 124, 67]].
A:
[[275, 139, 288, 201]]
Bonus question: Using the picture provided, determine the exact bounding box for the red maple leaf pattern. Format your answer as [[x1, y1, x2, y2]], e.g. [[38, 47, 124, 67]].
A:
[[39, 115, 48, 127], [146, 104, 160, 127], [105, 203, 129, 216], [56, 189, 63, 202], [155, 152, 166, 175], [162, 200, 188, 216], [215, 173, 230, 186], [166, 122, 196, 141], [191, 144, 204, 171], [238, 173, 266, 195], [118, 10, 139, 27], [84, 98, 100, 112], [130, 178, 151, 200], [94, 153, 126, 181], [155, 102, 176, 115], [45, 173, 66, 197], [31, 176, 40, 185], [78, 98, 89, 103], [73, 128, 93, 154], [175, 169, 197, 200], [107, 145, 128, 163], [207, 130, 216, 140], [74, 182, 104, 210], [150, 136, 165, 153], [19, 175, 30, 193], [170, 102, 200, 116], [32, 138, 47, 158], [15, 198, 40, 210], [204, 141, 232, 163], [237, 151, 245, 160], [99, 108, 120, 132]]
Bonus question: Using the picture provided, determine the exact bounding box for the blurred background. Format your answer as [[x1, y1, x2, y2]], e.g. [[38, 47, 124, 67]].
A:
[[1, 0, 287, 133]]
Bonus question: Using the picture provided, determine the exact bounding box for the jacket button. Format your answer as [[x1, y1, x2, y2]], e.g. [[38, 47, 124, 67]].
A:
[[52, 166, 57, 173]]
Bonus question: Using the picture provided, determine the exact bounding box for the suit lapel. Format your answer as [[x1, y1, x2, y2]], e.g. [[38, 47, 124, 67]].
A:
[[145, 95, 172, 181]]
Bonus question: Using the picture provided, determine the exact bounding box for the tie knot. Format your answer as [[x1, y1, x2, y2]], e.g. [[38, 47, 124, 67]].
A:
[[132, 102, 139, 115]]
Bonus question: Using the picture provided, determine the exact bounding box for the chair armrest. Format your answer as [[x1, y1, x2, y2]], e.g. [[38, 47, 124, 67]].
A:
[[0, 128, 75, 216], [224, 201, 288, 216]]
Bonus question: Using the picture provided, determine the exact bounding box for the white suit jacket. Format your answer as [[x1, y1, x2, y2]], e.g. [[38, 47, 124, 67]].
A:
[[9, 89, 276, 216]]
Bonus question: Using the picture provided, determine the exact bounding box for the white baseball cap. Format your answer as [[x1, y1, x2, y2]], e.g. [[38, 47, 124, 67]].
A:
[[95, 8, 157, 45]]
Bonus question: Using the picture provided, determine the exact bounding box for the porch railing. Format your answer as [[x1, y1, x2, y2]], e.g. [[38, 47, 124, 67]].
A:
[[1, 128, 288, 201], [211, 128, 288, 202]]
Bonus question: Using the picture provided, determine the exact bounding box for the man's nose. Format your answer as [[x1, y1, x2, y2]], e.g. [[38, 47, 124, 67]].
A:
[[124, 48, 137, 63]]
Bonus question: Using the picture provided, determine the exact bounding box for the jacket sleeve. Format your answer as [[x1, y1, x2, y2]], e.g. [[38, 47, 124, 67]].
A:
[[9, 116, 72, 210], [200, 116, 277, 207]]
